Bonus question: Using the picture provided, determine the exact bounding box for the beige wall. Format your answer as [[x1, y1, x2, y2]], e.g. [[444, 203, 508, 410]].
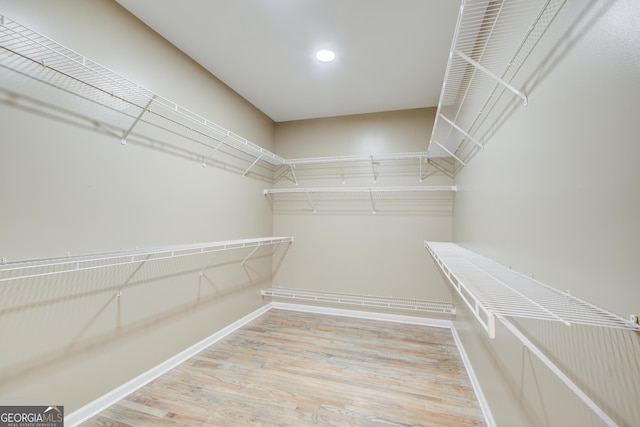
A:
[[273, 109, 455, 301], [451, 0, 640, 425], [0, 0, 276, 412]]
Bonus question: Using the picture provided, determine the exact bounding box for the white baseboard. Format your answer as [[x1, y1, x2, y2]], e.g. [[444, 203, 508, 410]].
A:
[[450, 325, 496, 427], [65, 304, 272, 426]]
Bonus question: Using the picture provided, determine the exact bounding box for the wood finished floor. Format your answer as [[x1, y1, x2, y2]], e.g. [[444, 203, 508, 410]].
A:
[[82, 309, 486, 426]]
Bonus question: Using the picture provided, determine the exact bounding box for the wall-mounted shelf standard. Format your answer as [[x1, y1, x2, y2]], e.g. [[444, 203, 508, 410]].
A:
[[262, 287, 456, 316], [0, 237, 293, 283], [425, 241, 636, 427], [0, 14, 284, 176], [428, 0, 571, 174]]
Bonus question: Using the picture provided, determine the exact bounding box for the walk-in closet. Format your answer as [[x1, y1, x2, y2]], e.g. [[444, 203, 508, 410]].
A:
[[1, 1, 638, 426]]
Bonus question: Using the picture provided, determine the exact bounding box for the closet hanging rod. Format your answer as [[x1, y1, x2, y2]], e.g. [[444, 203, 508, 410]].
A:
[[0, 237, 293, 282], [264, 185, 456, 195]]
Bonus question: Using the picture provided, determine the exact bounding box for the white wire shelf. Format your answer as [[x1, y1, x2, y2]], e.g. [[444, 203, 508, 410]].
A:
[[265, 186, 456, 214], [0, 15, 441, 181], [264, 185, 456, 195], [425, 241, 640, 339], [284, 152, 429, 166], [428, 0, 569, 172], [0, 14, 285, 170], [262, 287, 456, 316], [277, 153, 437, 186], [0, 237, 293, 282]]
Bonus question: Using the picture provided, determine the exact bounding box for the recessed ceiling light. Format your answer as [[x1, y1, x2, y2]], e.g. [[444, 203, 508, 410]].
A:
[[316, 49, 335, 62]]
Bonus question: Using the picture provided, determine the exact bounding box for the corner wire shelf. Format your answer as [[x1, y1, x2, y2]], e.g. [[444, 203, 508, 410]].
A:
[[428, 0, 569, 174], [262, 287, 456, 316], [264, 186, 456, 214], [424, 242, 636, 426], [0, 14, 285, 175], [0, 14, 439, 183], [0, 237, 293, 283]]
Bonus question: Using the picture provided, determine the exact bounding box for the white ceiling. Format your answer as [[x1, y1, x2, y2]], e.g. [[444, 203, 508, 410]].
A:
[[115, 0, 460, 123]]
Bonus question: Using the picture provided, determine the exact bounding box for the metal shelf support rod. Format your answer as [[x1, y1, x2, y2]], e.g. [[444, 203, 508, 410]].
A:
[[439, 114, 484, 151], [499, 316, 617, 427], [432, 140, 466, 166], [242, 154, 262, 177], [369, 188, 377, 214], [240, 243, 262, 266], [454, 50, 528, 106], [201, 138, 226, 168], [121, 96, 155, 145], [305, 190, 317, 214], [370, 156, 379, 183]]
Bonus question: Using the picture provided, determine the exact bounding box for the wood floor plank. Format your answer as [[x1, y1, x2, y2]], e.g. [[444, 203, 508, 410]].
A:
[[82, 309, 486, 426]]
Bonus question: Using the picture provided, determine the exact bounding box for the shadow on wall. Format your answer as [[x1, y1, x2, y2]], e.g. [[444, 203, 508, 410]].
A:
[[0, 88, 275, 183], [509, 317, 640, 426], [0, 244, 289, 389]]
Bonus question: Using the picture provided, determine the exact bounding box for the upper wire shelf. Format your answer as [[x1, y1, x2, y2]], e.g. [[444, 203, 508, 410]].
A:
[[0, 14, 440, 181], [425, 241, 640, 339], [428, 0, 569, 174], [0, 14, 285, 171], [0, 237, 293, 283]]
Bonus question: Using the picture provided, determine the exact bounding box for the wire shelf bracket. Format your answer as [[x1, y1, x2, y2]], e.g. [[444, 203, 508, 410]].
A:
[[454, 49, 528, 106], [121, 95, 155, 145]]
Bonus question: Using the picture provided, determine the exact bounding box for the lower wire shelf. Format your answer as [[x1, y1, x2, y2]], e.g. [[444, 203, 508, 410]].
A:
[[262, 287, 456, 316]]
